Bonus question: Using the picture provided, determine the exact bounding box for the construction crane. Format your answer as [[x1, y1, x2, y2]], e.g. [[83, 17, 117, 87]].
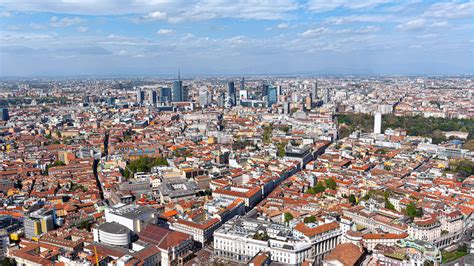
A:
[[94, 246, 99, 266]]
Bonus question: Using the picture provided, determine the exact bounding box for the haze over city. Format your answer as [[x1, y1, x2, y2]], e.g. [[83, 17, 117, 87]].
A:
[[0, 0, 473, 77]]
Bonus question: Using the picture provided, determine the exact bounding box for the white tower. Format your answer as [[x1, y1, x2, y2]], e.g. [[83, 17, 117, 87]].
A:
[[374, 112, 382, 134]]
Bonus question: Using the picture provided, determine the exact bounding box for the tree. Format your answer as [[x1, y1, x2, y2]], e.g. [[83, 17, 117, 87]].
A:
[[44, 160, 65, 175], [348, 194, 357, 205], [325, 178, 337, 190], [276, 142, 286, 158], [125, 157, 169, 178], [78, 220, 92, 231], [463, 139, 474, 151], [405, 202, 422, 217], [385, 200, 395, 211], [284, 212, 294, 223], [0, 258, 15, 266], [383, 191, 396, 211], [263, 125, 273, 144], [314, 181, 326, 193], [304, 215, 316, 223]]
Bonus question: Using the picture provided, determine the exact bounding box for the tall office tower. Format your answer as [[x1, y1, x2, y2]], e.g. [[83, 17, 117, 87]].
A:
[[199, 87, 209, 107], [217, 92, 226, 107], [172, 69, 183, 102], [267, 86, 278, 107], [311, 82, 318, 101], [283, 101, 290, 114], [262, 84, 269, 97], [291, 91, 298, 103], [305, 96, 312, 111], [227, 81, 236, 106], [160, 87, 171, 103], [182, 85, 190, 102], [136, 87, 145, 105], [147, 90, 157, 106], [0, 108, 9, 121], [323, 88, 330, 104], [277, 85, 283, 97], [240, 77, 245, 91], [374, 113, 382, 134]]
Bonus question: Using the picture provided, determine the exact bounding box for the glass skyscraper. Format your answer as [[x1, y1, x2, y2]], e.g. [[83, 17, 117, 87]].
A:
[[227, 81, 236, 106], [172, 80, 183, 102], [160, 87, 171, 102], [267, 85, 278, 107]]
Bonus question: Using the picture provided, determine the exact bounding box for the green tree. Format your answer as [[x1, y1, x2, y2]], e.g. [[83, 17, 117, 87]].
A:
[[325, 178, 337, 190], [0, 258, 16, 266], [348, 194, 357, 205], [304, 215, 316, 223], [405, 202, 422, 217], [314, 181, 326, 193], [263, 125, 273, 144], [276, 142, 287, 158], [284, 212, 294, 223], [385, 200, 395, 211], [44, 160, 66, 175], [125, 157, 169, 178]]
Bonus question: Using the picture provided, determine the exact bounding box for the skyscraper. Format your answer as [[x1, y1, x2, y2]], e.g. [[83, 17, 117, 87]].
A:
[[311, 82, 318, 101], [374, 113, 382, 134], [217, 92, 226, 107], [227, 81, 236, 107], [240, 77, 245, 91], [0, 108, 9, 121], [148, 90, 157, 106], [262, 84, 269, 98], [183, 85, 189, 102], [160, 87, 171, 103], [199, 87, 209, 107], [172, 70, 183, 102], [136, 87, 145, 105], [267, 86, 278, 107], [323, 88, 330, 104]]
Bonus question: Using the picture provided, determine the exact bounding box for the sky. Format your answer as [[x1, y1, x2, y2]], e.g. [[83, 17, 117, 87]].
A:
[[0, 0, 473, 77]]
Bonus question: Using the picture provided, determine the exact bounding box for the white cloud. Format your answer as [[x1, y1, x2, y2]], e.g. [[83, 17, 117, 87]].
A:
[[355, 25, 381, 33], [144, 11, 167, 21], [308, 0, 392, 12], [77, 26, 88, 32], [157, 28, 174, 35], [326, 14, 396, 24], [423, 1, 474, 19], [277, 23, 289, 29], [0, 11, 11, 17], [300, 27, 329, 38], [416, 33, 437, 39], [0, 0, 299, 21], [51, 16, 84, 27], [431, 21, 448, 28], [396, 18, 426, 31]]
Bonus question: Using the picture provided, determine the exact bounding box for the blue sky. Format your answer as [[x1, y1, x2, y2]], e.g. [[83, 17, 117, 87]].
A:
[[0, 0, 472, 77]]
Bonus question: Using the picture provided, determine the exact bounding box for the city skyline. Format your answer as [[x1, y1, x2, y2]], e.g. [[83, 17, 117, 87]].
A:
[[0, 0, 473, 77]]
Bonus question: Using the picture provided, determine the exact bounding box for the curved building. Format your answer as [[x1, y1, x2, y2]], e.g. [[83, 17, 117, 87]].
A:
[[93, 222, 131, 248]]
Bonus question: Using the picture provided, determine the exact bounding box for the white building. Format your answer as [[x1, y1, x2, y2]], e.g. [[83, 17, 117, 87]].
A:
[[374, 112, 382, 135], [104, 204, 157, 233], [93, 222, 131, 248], [214, 216, 342, 265]]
